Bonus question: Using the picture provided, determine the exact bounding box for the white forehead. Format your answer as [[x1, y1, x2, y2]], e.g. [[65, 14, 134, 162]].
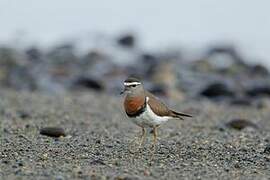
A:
[[124, 82, 141, 86]]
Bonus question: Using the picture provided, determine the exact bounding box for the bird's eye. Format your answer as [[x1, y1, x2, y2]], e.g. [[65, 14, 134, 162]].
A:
[[131, 85, 136, 87]]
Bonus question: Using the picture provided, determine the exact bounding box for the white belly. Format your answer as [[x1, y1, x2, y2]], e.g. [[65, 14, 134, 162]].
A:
[[131, 102, 170, 128]]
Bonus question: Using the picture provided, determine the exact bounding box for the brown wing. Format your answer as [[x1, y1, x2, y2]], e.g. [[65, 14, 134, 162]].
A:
[[146, 91, 192, 119], [146, 91, 171, 117]]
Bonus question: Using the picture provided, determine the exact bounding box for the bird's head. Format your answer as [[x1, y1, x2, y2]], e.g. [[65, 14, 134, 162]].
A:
[[120, 77, 144, 95]]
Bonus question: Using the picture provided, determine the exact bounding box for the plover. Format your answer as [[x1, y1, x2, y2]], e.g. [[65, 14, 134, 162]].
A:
[[121, 77, 192, 157]]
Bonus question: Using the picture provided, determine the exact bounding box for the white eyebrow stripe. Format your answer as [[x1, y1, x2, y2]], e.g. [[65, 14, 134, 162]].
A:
[[124, 82, 141, 86]]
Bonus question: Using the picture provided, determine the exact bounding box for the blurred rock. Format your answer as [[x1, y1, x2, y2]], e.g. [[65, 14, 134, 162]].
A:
[[205, 45, 245, 65], [47, 43, 78, 64], [117, 34, 135, 48], [225, 119, 259, 130], [0, 35, 269, 100], [25, 47, 42, 61], [139, 52, 159, 76], [249, 64, 269, 76], [229, 97, 253, 106], [200, 82, 235, 99], [72, 77, 104, 91], [246, 85, 270, 97]]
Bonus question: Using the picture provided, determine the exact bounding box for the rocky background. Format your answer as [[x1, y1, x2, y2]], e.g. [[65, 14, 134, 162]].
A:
[[1, 34, 270, 179], [1, 34, 270, 101]]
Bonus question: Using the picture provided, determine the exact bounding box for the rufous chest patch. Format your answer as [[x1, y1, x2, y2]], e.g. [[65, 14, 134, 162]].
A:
[[124, 96, 145, 115]]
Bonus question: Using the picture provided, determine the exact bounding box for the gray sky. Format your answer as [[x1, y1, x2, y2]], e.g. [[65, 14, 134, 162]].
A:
[[0, 0, 269, 66]]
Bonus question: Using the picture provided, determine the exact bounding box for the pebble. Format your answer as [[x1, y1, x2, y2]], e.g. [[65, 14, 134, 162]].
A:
[[40, 127, 66, 137], [117, 34, 135, 47], [263, 145, 270, 154], [200, 82, 235, 98], [225, 119, 259, 130]]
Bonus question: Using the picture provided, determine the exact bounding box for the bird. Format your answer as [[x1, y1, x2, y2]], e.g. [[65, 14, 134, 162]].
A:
[[121, 76, 192, 157]]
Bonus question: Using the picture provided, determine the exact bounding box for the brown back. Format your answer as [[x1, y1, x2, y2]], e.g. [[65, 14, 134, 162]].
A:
[[146, 91, 192, 119], [145, 91, 171, 117]]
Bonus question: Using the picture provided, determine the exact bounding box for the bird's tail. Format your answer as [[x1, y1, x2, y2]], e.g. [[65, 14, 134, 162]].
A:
[[170, 110, 192, 120]]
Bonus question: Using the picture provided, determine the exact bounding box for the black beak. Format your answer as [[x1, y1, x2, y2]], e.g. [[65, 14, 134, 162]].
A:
[[120, 87, 127, 95], [120, 89, 125, 95]]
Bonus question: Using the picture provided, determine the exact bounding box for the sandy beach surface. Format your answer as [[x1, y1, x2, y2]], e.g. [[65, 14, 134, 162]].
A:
[[1, 90, 270, 180]]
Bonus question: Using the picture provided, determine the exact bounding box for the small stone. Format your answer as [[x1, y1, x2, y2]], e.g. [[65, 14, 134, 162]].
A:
[[17, 110, 31, 119], [263, 145, 270, 154], [95, 139, 101, 144], [40, 127, 66, 137], [90, 159, 106, 165], [17, 161, 23, 167], [225, 119, 258, 130], [117, 34, 135, 47], [25, 124, 31, 128], [2, 160, 9, 164], [234, 163, 240, 169]]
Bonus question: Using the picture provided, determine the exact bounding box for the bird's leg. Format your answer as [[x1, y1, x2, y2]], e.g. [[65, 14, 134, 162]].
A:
[[128, 127, 146, 153], [150, 126, 158, 160], [138, 127, 146, 149]]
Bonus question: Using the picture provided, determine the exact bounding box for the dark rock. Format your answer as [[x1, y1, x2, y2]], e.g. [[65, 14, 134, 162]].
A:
[[225, 119, 259, 130], [25, 47, 42, 61], [117, 34, 135, 47], [229, 97, 253, 106], [25, 124, 31, 128], [95, 139, 101, 144], [234, 163, 241, 169], [206, 45, 245, 65], [249, 64, 269, 76], [17, 110, 31, 119], [141, 53, 157, 63], [17, 161, 23, 167], [73, 77, 104, 91], [2, 160, 9, 164], [263, 145, 270, 154], [40, 127, 66, 137], [200, 82, 235, 98], [246, 86, 270, 97], [90, 159, 106, 165]]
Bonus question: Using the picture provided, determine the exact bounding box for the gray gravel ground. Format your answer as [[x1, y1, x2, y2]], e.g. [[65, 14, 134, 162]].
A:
[[1, 90, 270, 180]]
